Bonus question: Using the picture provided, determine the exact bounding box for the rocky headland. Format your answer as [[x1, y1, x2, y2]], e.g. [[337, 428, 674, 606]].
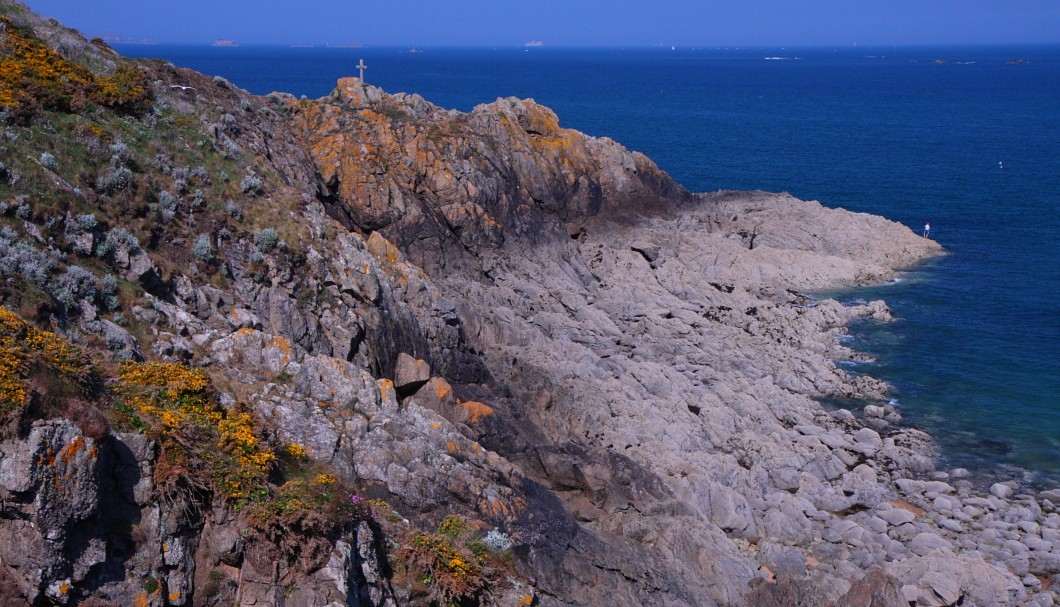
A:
[[0, 3, 1057, 605]]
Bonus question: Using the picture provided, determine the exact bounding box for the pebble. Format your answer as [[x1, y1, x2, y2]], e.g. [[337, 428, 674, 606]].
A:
[[901, 585, 919, 603], [852, 427, 883, 449], [939, 518, 964, 533], [895, 478, 923, 494], [889, 522, 921, 542], [908, 532, 952, 556], [991, 483, 1014, 499], [1022, 537, 1051, 552], [833, 408, 856, 423], [1019, 520, 1041, 536], [878, 508, 916, 527], [924, 481, 955, 495], [863, 515, 888, 534], [1030, 593, 1055, 607], [931, 495, 958, 513], [1003, 539, 1030, 555]]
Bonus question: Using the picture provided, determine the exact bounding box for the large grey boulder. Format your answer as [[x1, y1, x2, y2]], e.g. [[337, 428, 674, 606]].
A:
[[394, 352, 431, 395]]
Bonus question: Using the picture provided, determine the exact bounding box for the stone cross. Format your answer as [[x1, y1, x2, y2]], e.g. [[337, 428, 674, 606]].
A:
[[356, 59, 367, 82]]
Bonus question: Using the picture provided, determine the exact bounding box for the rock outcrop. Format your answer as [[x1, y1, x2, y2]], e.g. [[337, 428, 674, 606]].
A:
[[0, 3, 1057, 606]]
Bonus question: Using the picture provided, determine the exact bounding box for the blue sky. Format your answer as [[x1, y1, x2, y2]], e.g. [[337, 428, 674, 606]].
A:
[[21, 0, 1060, 47]]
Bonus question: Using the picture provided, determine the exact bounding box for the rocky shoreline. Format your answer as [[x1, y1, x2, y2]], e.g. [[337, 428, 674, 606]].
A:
[[430, 188, 1059, 606], [0, 6, 1057, 604]]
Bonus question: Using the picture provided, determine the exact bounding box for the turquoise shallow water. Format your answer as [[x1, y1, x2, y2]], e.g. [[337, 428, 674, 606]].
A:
[[120, 44, 1060, 484]]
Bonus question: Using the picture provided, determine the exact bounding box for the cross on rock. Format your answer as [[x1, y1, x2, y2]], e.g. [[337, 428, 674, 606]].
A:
[[356, 59, 367, 82]]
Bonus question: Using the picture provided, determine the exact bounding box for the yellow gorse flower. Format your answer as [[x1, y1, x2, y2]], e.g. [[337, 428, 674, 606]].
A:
[[0, 308, 88, 414], [116, 361, 275, 503]]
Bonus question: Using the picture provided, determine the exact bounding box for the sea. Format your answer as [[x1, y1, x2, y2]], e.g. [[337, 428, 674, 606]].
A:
[[117, 44, 1060, 487]]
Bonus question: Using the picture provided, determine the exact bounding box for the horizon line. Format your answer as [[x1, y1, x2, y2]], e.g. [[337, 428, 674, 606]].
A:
[[110, 41, 1060, 50]]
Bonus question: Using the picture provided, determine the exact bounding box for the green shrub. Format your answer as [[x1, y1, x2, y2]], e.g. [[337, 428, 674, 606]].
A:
[[253, 228, 278, 252], [192, 234, 213, 262]]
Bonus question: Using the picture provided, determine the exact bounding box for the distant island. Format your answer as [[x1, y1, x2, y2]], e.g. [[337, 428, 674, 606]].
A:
[[525, 40, 543, 47], [211, 38, 238, 47]]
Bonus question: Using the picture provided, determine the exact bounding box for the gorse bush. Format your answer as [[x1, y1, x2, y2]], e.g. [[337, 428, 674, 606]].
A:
[[0, 18, 151, 120], [0, 307, 94, 419], [114, 361, 275, 503], [397, 514, 517, 604], [438, 514, 468, 537], [401, 531, 487, 605]]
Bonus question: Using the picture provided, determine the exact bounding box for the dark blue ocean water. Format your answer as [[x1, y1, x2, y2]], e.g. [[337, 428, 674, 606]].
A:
[[119, 45, 1060, 485]]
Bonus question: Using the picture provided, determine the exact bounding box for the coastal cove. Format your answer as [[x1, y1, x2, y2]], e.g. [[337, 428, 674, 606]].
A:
[[4, 4, 1060, 601], [121, 43, 1060, 485]]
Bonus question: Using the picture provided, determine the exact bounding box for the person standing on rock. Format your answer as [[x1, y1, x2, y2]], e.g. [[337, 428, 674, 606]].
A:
[[923, 221, 931, 238]]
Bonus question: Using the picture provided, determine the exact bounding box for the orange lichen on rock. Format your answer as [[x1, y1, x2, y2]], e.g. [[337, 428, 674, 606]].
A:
[[376, 378, 395, 402], [459, 401, 494, 423], [266, 335, 293, 366], [59, 436, 86, 463], [366, 232, 402, 266], [424, 377, 455, 405], [480, 495, 527, 520]]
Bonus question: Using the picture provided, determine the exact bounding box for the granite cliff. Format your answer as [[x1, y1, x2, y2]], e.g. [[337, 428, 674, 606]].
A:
[[0, 3, 1058, 606]]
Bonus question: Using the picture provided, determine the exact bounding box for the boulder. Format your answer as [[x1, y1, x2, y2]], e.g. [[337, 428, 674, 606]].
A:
[[394, 352, 431, 395]]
